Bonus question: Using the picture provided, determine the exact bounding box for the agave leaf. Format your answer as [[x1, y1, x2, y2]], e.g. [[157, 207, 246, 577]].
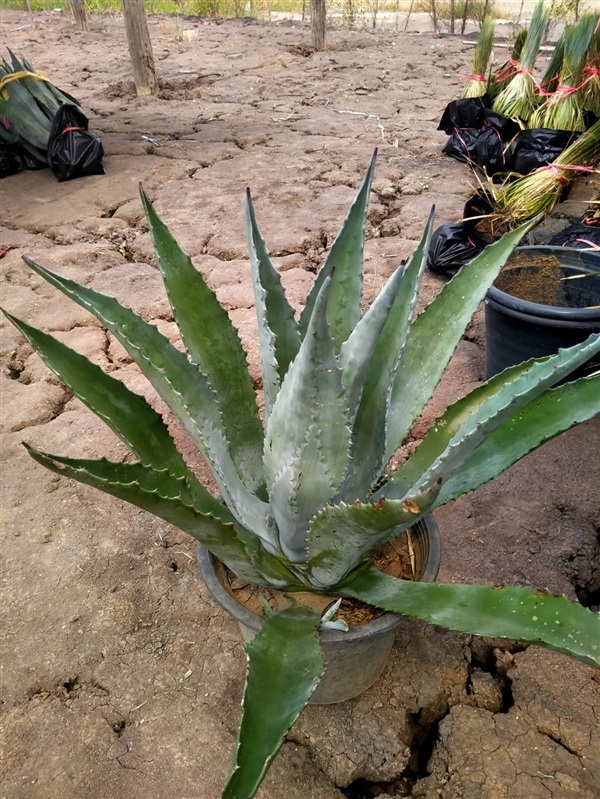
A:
[[407, 335, 600, 495], [0, 93, 51, 150], [141, 188, 265, 493], [16, 53, 83, 109], [434, 372, 600, 507], [384, 335, 600, 498], [381, 357, 539, 498], [299, 150, 377, 352], [385, 224, 530, 464], [26, 448, 298, 589], [340, 566, 600, 668], [14, 74, 61, 121], [2, 309, 190, 479], [304, 484, 441, 589], [245, 190, 301, 417], [0, 121, 19, 145], [341, 210, 434, 501], [264, 277, 352, 562], [338, 208, 434, 427], [21, 257, 275, 549], [222, 606, 323, 799]]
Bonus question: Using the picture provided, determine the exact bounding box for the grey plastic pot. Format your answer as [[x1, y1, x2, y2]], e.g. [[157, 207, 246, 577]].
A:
[[196, 515, 441, 704], [485, 246, 600, 379]]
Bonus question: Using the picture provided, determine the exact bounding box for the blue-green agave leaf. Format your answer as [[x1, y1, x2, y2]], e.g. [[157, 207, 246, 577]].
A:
[[141, 188, 265, 494], [222, 606, 323, 799], [385, 334, 600, 497], [341, 566, 600, 668], [435, 372, 600, 507], [2, 308, 189, 479], [338, 208, 434, 428], [341, 209, 434, 500], [384, 224, 530, 463], [264, 277, 352, 562], [299, 150, 377, 352], [409, 335, 600, 494], [26, 448, 298, 589], [21, 257, 275, 549], [245, 190, 301, 418], [304, 484, 441, 589]]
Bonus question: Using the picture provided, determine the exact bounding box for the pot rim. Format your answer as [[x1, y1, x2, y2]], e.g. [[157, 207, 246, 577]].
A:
[[197, 514, 442, 644], [487, 245, 600, 324]]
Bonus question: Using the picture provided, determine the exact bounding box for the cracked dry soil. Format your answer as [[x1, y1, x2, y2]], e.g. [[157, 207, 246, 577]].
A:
[[1, 9, 599, 799]]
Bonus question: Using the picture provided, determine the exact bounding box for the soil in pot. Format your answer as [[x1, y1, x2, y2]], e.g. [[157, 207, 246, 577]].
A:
[[485, 246, 600, 379], [495, 252, 600, 309], [217, 532, 419, 626]]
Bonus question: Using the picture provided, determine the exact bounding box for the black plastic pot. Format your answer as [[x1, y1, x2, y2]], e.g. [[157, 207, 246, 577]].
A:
[[485, 246, 600, 379], [197, 515, 441, 705]]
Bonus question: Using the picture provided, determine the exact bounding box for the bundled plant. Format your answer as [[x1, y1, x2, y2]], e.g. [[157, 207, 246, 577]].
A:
[[461, 17, 495, 99], [4, 155, 600, 798], [487, 29, 528, 101], [538, 25, 567, 97], [492, 1, 549, 121], [582, 22, 600, 118], [0, 48, 80, 164], [530, 13, 599, 132], [488, 118, 600, 228]]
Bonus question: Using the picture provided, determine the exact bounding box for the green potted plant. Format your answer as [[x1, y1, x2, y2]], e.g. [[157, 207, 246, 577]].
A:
[[4, 153, 599, 799]]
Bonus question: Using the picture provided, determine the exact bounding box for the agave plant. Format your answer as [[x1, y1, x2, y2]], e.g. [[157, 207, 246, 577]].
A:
[[0, 48, 81, 165], [4, 153, 600, 799]]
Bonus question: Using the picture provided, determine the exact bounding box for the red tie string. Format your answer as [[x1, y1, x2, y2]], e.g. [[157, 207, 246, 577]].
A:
[[458, 74, 487, 83], [535, 163, 596, 187]]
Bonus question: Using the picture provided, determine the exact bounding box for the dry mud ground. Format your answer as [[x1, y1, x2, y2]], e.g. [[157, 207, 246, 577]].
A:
[[1, 9, 600, 799]]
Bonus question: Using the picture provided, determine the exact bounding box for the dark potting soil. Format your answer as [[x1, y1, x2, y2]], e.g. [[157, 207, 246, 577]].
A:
[[495, 253, 600, 309], [220, 533, 417, 627]]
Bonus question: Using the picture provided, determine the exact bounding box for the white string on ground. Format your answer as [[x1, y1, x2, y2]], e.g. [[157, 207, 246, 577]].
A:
[[325, 106, 386, 140]]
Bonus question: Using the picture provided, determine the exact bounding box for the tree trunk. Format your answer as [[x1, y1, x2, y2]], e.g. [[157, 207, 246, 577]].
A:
[[311, 0, 326, 51], [70, 0, 89, 31], [460, 0, 469, 35], [403, 0, 414, 32], [121, 0, 158, 97]]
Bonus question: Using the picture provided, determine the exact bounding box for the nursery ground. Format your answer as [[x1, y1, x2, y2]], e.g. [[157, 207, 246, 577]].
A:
[[1, 9, 599, 799]]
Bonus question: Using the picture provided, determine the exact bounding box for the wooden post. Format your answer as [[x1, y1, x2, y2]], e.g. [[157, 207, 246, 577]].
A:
[[70, 0, 89, 31], [121, 0, 158, 97], [311, 0, 326, 51]]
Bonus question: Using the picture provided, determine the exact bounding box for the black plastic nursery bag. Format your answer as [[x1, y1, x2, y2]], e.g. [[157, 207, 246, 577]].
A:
[[548, 222, 600, 250], [474, 111, 520, 175], [511, 129, 581, 177], [437, 97, 489, 134], [442, 127, 481, 164], [427, 222, 488, 277], [47, 103, 105, 182], [0, 145, 21, 179], [438, 97, 489, 165]]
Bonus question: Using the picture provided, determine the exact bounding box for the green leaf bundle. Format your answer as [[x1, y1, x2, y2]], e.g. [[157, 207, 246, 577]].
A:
[[462, 18, 495, 99], [530, 13, 599, 132], [0, 48, 81, 161], [489, 119, 600, 228], [492, 1, 549, 121], [487, 28, 528, 101], [582, 22, 600, 118]]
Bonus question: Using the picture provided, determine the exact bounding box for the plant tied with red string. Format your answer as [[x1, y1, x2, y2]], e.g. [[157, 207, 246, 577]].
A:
[[462, 18, 495, 99], [492, 1, 549, 121], [487, 119, 600, 229], [531, 13, 599, 132]]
